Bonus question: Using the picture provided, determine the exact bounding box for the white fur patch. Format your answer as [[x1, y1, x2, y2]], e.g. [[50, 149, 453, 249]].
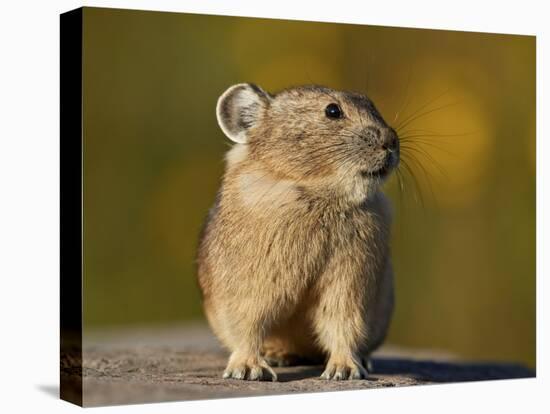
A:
[[225, 144, 249, 168], [237, 170, 298, 210]]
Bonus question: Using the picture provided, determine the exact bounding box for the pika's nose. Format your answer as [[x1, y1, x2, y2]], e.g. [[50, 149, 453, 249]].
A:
[[381, 128, 399, 153]]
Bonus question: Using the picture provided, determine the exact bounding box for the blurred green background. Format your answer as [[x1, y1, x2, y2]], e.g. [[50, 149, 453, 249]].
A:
[[82, 7, 535, 367]]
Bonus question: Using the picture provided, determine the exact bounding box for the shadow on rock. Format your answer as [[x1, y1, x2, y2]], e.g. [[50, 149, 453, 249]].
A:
[[371, 358, 535, 383]]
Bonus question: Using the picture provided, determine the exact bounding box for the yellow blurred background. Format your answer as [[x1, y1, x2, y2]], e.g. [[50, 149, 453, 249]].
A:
[[82, 8, 535, 367]]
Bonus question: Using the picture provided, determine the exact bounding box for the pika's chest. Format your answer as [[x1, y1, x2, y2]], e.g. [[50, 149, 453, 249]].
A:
[[318, 208, 381, 249], [209, 196, 385, 283], [266, 208, 381, 272]]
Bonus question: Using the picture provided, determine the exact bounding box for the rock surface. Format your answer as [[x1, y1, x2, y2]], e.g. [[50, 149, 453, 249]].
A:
[[71, 324, 534, 407]]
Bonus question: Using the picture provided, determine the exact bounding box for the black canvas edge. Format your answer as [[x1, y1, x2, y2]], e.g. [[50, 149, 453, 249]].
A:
[[60, 7, 83, 407]]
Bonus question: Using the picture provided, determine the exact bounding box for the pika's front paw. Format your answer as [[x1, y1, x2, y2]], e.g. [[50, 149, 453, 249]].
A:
[[320, 356, 368, 380], [223, 355, 278, 381]]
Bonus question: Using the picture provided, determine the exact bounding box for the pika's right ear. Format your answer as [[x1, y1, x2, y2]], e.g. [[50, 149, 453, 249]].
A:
[[216, 83, 271, 143]]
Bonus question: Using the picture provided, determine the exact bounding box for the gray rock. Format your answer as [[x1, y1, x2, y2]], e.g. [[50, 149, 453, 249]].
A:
[[62, 324, 534, 407]]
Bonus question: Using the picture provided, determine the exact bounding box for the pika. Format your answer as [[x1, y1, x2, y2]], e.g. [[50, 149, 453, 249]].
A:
[[197, 83, 399, 381]]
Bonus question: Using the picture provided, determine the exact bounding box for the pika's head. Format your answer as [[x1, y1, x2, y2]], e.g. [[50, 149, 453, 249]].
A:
[[216, 83, 399, 204]]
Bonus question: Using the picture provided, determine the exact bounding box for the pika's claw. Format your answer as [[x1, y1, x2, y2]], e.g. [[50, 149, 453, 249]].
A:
[[350, 363, 368, 380], [320, 364, 335, 380], [248, 365, 264, 380], [321, 357, 368, 380], [223, 356, 278, 381]]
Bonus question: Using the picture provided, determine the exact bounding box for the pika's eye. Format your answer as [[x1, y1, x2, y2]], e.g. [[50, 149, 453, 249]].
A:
[[325, 103, 343, 119]]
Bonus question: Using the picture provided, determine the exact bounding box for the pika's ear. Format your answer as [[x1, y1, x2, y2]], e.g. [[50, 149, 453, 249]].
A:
[[216, 83, 271, 143]]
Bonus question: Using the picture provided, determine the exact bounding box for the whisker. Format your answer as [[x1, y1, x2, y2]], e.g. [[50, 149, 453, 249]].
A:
[[393, 64, 414, 124], [392, 166, 406, 219], [395, 88, 450, 131], [399, 158, 424, 208], [400, 140, 455, 157], [401, 152, 437, 203], [400, 131, 475, 138], [400, 145, 451, 179], [393, 166, 408, 238], [396, 101, 461, 133]]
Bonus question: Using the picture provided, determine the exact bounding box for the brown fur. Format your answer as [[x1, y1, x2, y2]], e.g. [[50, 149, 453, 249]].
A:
[[197, 84, 399, 381]]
